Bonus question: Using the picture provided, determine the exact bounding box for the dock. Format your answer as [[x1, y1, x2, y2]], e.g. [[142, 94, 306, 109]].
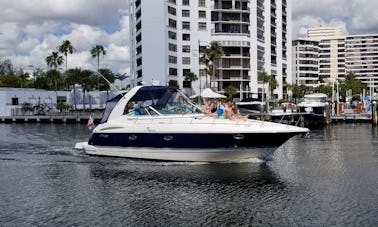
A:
[[0, 113, 102, 124], [331, 113, 372, 123]]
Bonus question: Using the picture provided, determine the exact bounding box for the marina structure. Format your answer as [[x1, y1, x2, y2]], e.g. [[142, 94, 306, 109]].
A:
[[129, 0, 292, 100]]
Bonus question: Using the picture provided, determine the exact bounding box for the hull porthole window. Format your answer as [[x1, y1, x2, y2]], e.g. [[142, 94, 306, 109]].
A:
[[164, 136, 173, 141], [129, 135, 137, 141], [233, 134, 245, 140]]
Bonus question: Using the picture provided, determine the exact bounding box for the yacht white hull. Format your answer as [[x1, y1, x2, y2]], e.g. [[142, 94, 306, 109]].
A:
[[78, 142, 276, 162]]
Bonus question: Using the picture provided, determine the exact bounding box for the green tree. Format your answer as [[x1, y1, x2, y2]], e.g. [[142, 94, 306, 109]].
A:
[[316, 84, 333, 98], [268, 76, 279, 98], [58, 40, 75, 71], [80, 69, 97, 110], [260, 71, 271, 102], [339, 72, 367, 96], [0, 58, 15, 75], [224, 85, 237, 101], [46, 51, 64, 70], [0, 75, 22, 87], [56, 102, 71, 112], [168, 80, 179, 89], [200, 41, 223, 87], [286, 83, 307, 103], [98, 68, 116, 101], [185, 72, 198, 87], [16, 69, 30, 88], [65, 68, 82, 110], [91, 45, 107, 71], [21, 102, 34, 115]]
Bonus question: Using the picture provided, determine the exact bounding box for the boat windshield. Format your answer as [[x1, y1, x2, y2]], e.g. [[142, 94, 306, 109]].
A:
[[126, 86, 203, 115]]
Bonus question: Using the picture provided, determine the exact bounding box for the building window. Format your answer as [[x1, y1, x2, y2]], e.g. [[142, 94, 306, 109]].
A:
[[11, 97, 19, 106], [182, 33, 190, 41], [169, 43, 177, 52], [169, 18, 177, 28], [168, 6, 176, 15], [182, 45, 191, 53], [183, 69, 191, 76], [183, 80, 192, 88], [199, 69, 206, 77], [182, 0, 189, 5], [182, 57, 191, 64], [169, 55, 177, 64], [198, 11, 206, 18], [182, 10, 190, 17], [169, 67, 177, 76], [182, 21, 190, 30], [198, 0, 206, 7], [168, 31, 177, 40], [168, 0, 176, 4], [198, 22, 207, 30]]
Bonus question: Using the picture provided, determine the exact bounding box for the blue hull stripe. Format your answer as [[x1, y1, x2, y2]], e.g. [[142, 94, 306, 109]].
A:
[[88, 132, 300, 149]]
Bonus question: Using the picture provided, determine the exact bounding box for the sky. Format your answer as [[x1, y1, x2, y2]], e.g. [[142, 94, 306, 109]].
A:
[[1, 0, 378, 75]]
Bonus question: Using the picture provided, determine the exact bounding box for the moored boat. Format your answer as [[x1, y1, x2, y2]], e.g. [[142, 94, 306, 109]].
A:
[[297, 93, 329, 126], [76, 85, 309, 162]]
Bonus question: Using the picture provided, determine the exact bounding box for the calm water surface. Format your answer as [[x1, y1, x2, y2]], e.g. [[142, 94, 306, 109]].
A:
[[0, 123, 377, 226]]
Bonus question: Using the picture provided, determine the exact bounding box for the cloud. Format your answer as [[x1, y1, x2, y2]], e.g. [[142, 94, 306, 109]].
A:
[[292, 0, 378, 37], [0, 0, 129, 74]]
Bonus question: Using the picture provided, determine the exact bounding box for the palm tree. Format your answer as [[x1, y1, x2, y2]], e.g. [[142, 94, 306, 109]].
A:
[[91, 45, 107, 71], [46, 51, 64, 100], [224, 85, 237, 101], [184, 72, 198, 96], [200, 41, 223, 88], [260, 71, 270, 103], [65, 68, 82, 110], [58, 40, 75, 71], [45, 52, 63, 70], [268, 75, 279, 108]]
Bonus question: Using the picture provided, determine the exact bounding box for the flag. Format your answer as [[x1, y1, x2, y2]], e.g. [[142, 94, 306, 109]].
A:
[[87, 115, 94, 130]]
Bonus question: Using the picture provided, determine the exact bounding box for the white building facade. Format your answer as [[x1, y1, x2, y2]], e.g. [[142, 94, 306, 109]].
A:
[[292, 39, 319, 87], [129, 0, 292, 100], [293, 26, 378, 93], [345, 34, 378, 92]]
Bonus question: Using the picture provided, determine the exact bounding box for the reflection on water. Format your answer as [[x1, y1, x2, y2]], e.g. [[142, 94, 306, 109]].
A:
[[0, 123, 377, 226]]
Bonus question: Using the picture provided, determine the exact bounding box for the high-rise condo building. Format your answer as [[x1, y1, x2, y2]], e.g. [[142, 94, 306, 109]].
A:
[[345, 34, 378, 91], [293, 26, 346, 84], [129, 0, 292, 100], [293, 26, 378, 93], [292, 39, 319, 87]]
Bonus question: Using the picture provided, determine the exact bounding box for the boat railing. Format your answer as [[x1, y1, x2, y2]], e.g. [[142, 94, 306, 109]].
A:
[[127, 114, 279, 127]]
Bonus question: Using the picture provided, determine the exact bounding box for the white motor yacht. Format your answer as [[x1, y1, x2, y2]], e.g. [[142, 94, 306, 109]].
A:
[[76, 85, 309, 162], [297, 93, 329, 126]]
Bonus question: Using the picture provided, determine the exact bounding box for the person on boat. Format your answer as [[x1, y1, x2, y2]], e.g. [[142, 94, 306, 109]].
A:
[[134, 101, 143, 115], [217, 100, 226, 118], [231, 103, 248, 121], [203, 100, 212, 114], [203, 99, 217, 117]]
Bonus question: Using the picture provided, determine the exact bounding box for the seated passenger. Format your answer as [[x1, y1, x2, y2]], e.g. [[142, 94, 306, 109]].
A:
[[231, 103, 248, 121], [134, 101, 143, 115], [217, 100, 226, 119]]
